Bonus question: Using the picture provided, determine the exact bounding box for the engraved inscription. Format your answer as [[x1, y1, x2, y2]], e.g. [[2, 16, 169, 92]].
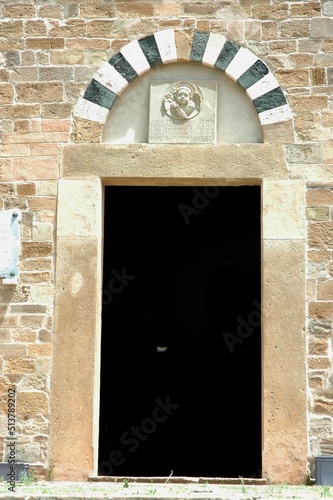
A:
[[150, 119, 215, 143]]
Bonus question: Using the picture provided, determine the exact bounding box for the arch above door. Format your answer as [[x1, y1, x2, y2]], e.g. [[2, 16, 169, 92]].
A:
[[72, 29, 294, 143]]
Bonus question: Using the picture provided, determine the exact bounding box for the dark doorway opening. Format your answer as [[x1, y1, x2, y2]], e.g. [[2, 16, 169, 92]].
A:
[[99, 186, 261, 478]]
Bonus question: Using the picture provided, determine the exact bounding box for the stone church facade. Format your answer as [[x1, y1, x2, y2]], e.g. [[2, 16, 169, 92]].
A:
[[0, 0, 333, 485]]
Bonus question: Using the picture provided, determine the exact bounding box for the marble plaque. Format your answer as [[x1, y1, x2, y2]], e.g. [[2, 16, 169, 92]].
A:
[[148, 80, 217, 144]]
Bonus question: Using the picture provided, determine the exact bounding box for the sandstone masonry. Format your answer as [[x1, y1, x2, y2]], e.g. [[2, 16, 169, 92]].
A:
[[0, 0, 332, 484]]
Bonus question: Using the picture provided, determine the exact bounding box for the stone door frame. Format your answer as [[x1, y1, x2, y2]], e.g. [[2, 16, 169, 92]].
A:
[[51, 143, 307, 484]]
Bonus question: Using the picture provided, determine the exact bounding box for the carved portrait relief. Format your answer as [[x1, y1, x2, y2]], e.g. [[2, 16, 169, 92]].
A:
[[163, 81, 203, 120]]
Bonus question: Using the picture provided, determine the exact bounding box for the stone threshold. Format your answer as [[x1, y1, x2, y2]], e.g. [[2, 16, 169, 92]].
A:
[[90, 477, 267, 485]]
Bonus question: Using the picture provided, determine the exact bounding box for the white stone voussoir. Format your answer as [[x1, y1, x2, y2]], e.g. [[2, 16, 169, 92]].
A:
[[202, 32, 227, 68], [246, 73, 280, 101], [120, 39, 151, 75], [73, 97, 109, 123], [154, 29, 177, 64], [258, 104, 293, 125], [225, 47, 259, 82], [93, 62, 129, 96]]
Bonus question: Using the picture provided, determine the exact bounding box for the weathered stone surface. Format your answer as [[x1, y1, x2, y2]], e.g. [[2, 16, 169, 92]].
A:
[[313, 396, 333, 414], [310, 417, 333, 437], [18, 392, 49, 415], [309, 337, 329, 356], [309, 302, 333, 319], [306, 207, 330, 221], [308, 222, 333, 249], [263, 180, 305, 239], [6, 358, 35, 374], [262, 239, 307, 484], [311, 18, 333, 37], [71, 118, 103, 143], [61, 144, 288, 180], [317, 281, 333, 300], [308, 356, 331, 369]]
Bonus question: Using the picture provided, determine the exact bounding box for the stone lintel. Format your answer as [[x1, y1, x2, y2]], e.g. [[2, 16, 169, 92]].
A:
[[61, 144, 288, 181]]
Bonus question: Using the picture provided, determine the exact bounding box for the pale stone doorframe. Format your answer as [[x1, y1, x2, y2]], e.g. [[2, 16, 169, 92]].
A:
[[51, 28, 306, 484], [52, 145, 307, 484]]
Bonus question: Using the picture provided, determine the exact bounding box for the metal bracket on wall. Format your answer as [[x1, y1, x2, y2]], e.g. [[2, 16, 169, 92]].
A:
[[0, 209, 22, 285]]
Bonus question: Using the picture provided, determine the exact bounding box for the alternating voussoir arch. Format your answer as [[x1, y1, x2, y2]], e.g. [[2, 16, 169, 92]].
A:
[[73, 29, 292, 130]]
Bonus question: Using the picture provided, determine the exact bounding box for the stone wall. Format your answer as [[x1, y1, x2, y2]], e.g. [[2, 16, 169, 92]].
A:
[[0, 0, 332, 482]]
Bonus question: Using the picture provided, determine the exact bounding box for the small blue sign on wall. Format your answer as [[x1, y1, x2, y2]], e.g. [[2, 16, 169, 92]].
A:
[[0, 209, 21, 284]]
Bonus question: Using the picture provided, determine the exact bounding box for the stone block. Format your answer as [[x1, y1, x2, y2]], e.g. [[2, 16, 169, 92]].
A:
[[50, 50, 84, 65], [17, 414, 49, 434], [16, 82, 63, 103], [308, 250, 331, 262], [49, 20, 86, 38], [21, 242, 53, 258], [313, 396, 333, 414], [26, 37, 64, 49], [12, 330, 37, 342], [0, 21, 23, 38], [29, 197, 57, 211], [6, 358, 35, 374], [310, 417, 333, 437], [321, 111, 333, 127], [306, 207, 330, 221], [308, 222, 333, 249], [116, 3, 154, 18], [317, 281, 333, 300], [30, 144, 58, 156], [80, 5, 116, 18], [24, 20, 47, 36], [0, 104, 40, 118], [41, 103, 72, 119], [0, 83, 14, 104], [262, 180, 305, 239], [39, 67, 74, 81], [280, 19, 310, 38], [28, 344, 52, 357], [286, 144, 322, 164], [61, 143, 288, 180], [311, 18, 333, 37], [276, 69, 310, 87], [308, 356, 331, 369], [309, 336, 329, 355], [270, 40, 296, 54], [57, 178, 102, 239], [262, 239, 307, 484], [87, 20, 127, 39], [175, 30, 194, 62], [309, 301, 333, 319], [17, 392, 49, 415], [289, 95, 328, 111], [262, 120, 294, 143], [307, 189, 333, 205], [71, 118, 103, 143], [3, 3, 36, 18], [12, 157, 58, 181], [291, 2, 321, 17], [39, 5, 63, 19], [253, 4, 289, 20], [312, 67, 326, 86]]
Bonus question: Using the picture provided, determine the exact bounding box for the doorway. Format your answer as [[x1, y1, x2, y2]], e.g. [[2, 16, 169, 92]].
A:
[[99, 185, 261, 478]]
